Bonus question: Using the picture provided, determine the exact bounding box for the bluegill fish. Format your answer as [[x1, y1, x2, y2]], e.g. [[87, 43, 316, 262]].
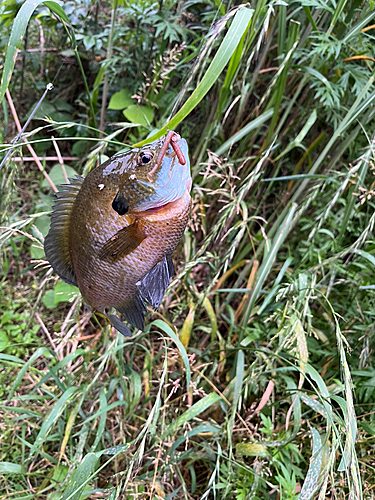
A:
[[44, 132, 192, 336]]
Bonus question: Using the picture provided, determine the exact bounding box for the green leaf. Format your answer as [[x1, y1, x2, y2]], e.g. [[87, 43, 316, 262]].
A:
[[41, 164, 78, 189], [0, 462, 26, 474], [123, 104, 154, 127], [34, 214, 51, 237], [61, 453, 99, 500], [28, 99, 55, 119], [0, 353, 25, 365], [236, 442, 268, 457], [108, 89, 133, 110], [52, 465, 69, 483], [341, 9, 375, 43], [242, 203, 298, 326], [305, 364, 330, 400], [134, 6, 254, 147], [53, 281, 79, 305], [30, 214, 51, 258], [43, 1, 70, 22], [90, 390, 107, 452], [353, 249, 375, 268], [0, 331, 9, 351], [297, 65, 333, 91], [43, 290, 56, 309], [1, 0, 44, 103], [300, 393, 328, 418], [233, 349, 244, 412]]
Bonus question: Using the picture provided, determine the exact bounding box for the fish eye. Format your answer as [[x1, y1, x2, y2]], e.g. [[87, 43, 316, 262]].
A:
[[137, 151, 153, 165]]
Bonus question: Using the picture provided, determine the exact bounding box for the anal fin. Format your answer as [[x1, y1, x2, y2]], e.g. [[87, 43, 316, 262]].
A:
[[116, 295, 146, 331], [136, 255, 173, 309], [107, 314, 132, 337]]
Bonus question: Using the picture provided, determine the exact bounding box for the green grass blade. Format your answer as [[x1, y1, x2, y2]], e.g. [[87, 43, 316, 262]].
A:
[[273, 108, 317, 163], [28, 386, 78, 458], [330, 0, 348, 31], [342, 9, 375, 42], [164, 393, 221, 436], [170, 424, 220, 455], [299, 394, 329, 418], [299, 428, 323, 500], [352, 249, 375, 268], [8, 347, 51, 400], [277, 4, 287, 56], [338, 144, 372, 242], [267, 20, 299, 141], [303, 6, 317, 31], [151, 319, 191, 391], [34, 349, 87, 393], [43, 1, 70, 21], [91, 389, 107, 452], [217, 11, 253, 115], [0, 353, 25, 365], [233, 349, 244, 416], [241, 203, 298, 328], [133, 7, 254, 147], [215, 108, 273, 156], [61, 452, 99, 500], [305, 364, 330, 400], [291, 72, 375, 204]]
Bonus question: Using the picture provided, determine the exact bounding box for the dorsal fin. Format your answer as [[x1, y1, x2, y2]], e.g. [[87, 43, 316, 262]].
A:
[[44, 176, 84, 286]]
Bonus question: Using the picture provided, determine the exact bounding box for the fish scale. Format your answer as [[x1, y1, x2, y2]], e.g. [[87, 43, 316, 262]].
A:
[[73, 192, 191, 311], [44, 133, 191, 336]]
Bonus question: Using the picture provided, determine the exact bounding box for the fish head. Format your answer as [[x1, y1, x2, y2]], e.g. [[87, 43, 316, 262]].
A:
[[103, 132, 191, 214]]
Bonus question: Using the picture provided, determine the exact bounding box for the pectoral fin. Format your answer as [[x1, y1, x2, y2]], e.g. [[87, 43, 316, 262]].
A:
[[99, 222, 146, 262], [136, 255, 173, 309]]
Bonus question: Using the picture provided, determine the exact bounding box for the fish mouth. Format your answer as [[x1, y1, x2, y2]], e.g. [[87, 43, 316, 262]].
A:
[[135, 189, 190, 215], [132, 135, 191, 214], [142, 201, 176, 214]]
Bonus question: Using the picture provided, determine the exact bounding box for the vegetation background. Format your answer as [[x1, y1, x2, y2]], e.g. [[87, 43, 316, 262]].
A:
[[1, 0, 375, 498]]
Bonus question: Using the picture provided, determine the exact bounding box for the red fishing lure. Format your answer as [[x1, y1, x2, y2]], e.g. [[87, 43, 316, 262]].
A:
[[147, 131, 186, 181]]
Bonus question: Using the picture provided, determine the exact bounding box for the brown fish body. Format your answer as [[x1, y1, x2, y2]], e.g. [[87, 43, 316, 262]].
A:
[[44, 133, 192, 335], [71, 187, 191, 312]]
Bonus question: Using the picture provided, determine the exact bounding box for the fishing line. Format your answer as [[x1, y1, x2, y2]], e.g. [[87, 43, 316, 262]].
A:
[[0, 57, 69, 170], [52, 61, 65, 86]]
